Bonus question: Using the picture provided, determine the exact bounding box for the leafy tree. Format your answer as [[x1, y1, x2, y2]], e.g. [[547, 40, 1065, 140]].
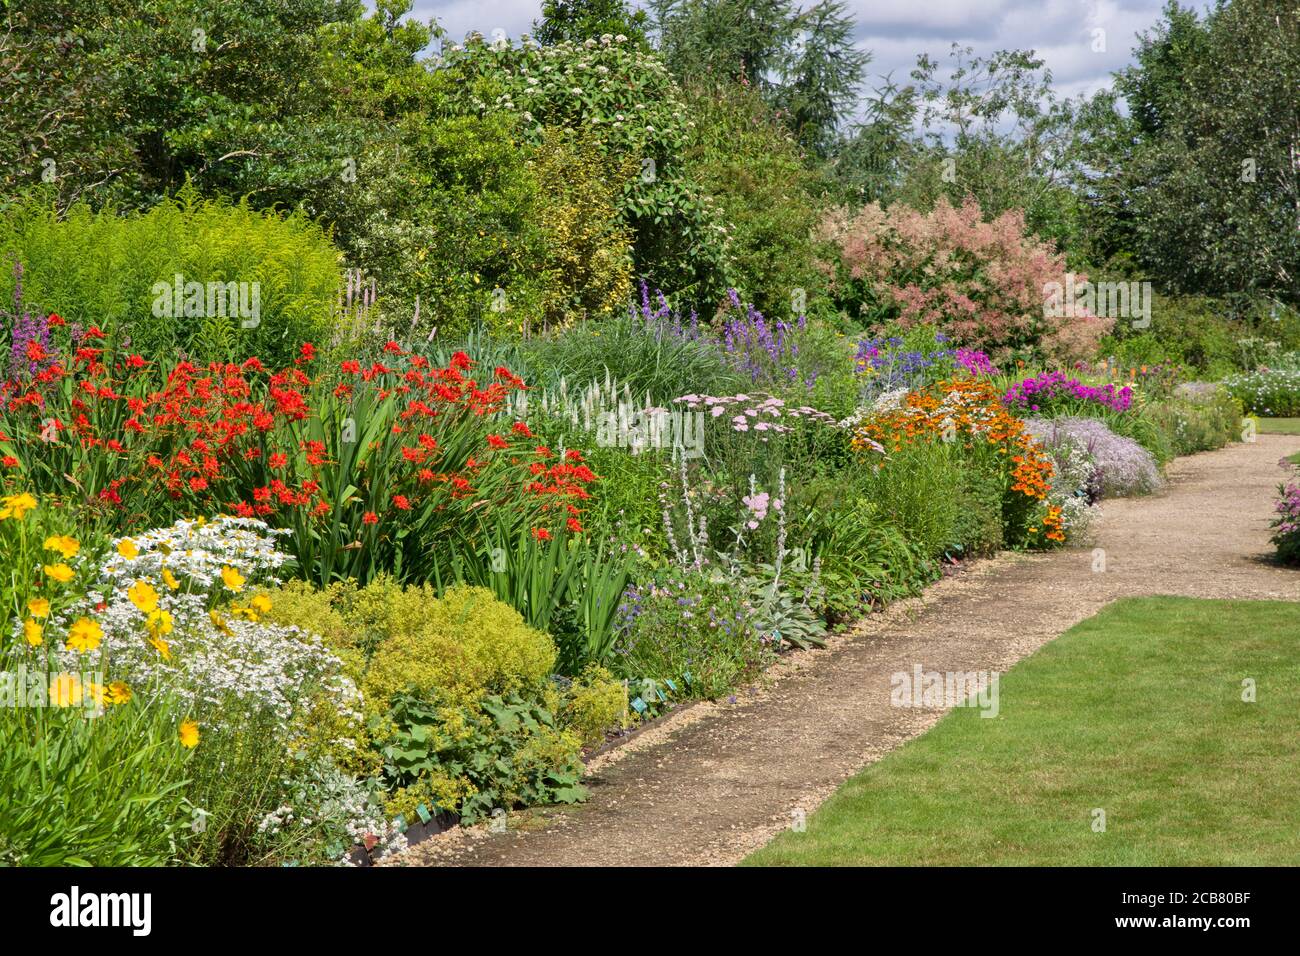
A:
[[533, 0, 648, 46], [1110, 0, 1299, 301], [649, 0, 867, 156]]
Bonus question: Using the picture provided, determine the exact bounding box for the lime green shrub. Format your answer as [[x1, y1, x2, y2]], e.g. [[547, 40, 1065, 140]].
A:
[[0, 190, 340, 368], [363, 584, 556, 713]]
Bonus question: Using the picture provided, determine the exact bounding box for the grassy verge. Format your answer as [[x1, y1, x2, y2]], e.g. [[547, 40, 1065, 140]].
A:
[[1258, 417, 1300, 435], [745, 597, 1300, 866]]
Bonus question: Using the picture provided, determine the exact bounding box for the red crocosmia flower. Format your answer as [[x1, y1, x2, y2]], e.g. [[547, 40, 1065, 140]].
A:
[[241, 357, 265, 374], [312, 499, 331, 517], [392, 494, 411, 511], [383, 341, 404, 354], [341, 360, 362, 375], [26, 341, 48, 362], [46, 312, 64, 326], [486, 434, 508, 450], [269, 452, 288, 469], [512, 422, 533, 438], [535, 445, 552, 458], [362, 511, 378, 525], [531, 527, 552, 541], [418, 433, 437, 450], [565, 449, 583, 462], [189, 476, 208, 492], [417, 468, 434, 482], [83, 326, 106, 340], [450, 351, 472, 371], [297, 342, 317, 364], [126, 354, 147, 370], [451, 476, 471, 492], [1, 456, 18, 467], [234, 501, 255, 517], [566, 517, 583, 533], [99, 488, 122, 505]]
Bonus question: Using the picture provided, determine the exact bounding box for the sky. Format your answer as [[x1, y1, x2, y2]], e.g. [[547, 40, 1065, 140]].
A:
[[406, 1, 1187, 110]]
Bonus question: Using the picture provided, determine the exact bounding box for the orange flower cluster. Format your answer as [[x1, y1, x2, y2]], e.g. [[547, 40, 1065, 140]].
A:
[[852, 378, 1058, 509]]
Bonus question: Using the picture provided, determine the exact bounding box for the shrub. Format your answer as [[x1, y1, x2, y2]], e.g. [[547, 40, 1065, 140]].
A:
[[1224, 364, 1300, 417], [1144, 387, 1243, 456], [362, 584, 556, 714], [437, 34, 729, 302], [817, 196, 1113, 365], [378, 689, 586, 825], [0, 192, 339, 369], [1025, 417, 1162, 498], [1269, 470, 1300, 565]]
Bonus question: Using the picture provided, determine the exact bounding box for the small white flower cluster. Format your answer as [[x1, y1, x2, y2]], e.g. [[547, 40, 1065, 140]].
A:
[[50, 516, 358, 734], [258, 760, 408, 864]]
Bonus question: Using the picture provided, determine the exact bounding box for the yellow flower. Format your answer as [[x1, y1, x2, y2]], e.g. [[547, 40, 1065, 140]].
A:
[[23, 619, 43, 646], [86, 681, 108, 706], [43, 563, 75, 583], [50, 672, 83, 707], [250, 593, 273, 615], [0, 492, 38, 520], [66, 617, 104, 653], [148, 634, 172, 661], [127, 579, 160, 614], [146, 608, 174, 637], [161, 568, 181, 590], [209, 609, 234, 635], [42, 535, 80, 559], [179, 720, 200, 749], [220, 566, 245, 592], [117, 538, 139, 560], [106, 681, 132, 705], [27, 596, 50, 618]]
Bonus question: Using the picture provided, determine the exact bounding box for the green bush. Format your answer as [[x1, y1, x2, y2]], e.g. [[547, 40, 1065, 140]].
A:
[[856, 440, 967, 560], [1144, 387, 1243, 455], [1224, 365, 1300, 418], [0, 191, 340, 369]]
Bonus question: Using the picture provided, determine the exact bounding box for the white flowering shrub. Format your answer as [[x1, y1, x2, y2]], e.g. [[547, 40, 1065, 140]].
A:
[[41, 516, 359, 734]]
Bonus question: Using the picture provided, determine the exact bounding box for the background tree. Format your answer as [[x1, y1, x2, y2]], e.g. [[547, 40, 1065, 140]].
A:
[[650, 0, 867, 157], [533, 0, 648, 45]]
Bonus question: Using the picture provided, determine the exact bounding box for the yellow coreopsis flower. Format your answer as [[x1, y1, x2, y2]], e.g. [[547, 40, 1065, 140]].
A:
[[27, 596, 50, 618], [86, 681, 108, 706], [179, 720, 200, 748], [66, 616, 103, 653], [117, 538, 140, 560], [127, 579, 160, 614], [50, 672, 83, 707], [161, 568, 181, 590], [250, 594, 273, 615], [0, 492, 37, 520], [43, 563, 75, 583], [42, 535, 80, 559], [146, 608, 174, 637], [209, 609, 234, 635], [107, 681, 133, 705], [148, 634, 172, 661], [23, 619, 43, 646], [219, 566, 246, 592]]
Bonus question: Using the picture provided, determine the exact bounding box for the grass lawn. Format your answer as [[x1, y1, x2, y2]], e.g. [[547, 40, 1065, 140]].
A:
[[1258, 417, 1300, 435], [745, 597, 1300, 866]]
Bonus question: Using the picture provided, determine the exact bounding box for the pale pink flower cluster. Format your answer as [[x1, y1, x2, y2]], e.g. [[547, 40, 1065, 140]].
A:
[[816, 196, 1114, 365], [675, 393, 838, 441]]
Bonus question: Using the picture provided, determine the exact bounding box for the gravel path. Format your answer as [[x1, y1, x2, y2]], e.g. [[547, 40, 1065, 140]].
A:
[[387, 434, 1300, 867]]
